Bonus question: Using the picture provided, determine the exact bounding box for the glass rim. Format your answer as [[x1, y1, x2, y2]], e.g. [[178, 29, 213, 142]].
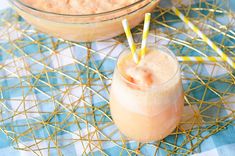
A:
[[10, 0, 155, 17], [116, 45, 181, 90]]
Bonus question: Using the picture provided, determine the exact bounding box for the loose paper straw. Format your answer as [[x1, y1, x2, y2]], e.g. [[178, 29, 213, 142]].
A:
[[141, 13, 151, 59], [172, 6, 235, 69], [122, 19, 138, 63], [177, 56, 235, 62]]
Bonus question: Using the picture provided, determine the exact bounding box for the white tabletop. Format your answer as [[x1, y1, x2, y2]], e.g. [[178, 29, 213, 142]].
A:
[[0, 0, 9, 10]]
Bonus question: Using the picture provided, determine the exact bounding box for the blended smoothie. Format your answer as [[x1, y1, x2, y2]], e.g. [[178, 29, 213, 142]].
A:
[[20, 0, 140, 14], [110, 47, 184, 141], [13, 0, 159, 41]]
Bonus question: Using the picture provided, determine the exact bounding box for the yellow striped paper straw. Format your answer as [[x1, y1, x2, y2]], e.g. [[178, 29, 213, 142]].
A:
[[177, 56, 235, 62], [122, 19, 138, 63], [172, 6, 235, 69], [141, 13, 151, 59]]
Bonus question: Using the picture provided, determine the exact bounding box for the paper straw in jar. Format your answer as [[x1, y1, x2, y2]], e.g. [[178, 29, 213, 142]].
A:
[[177, 56, 235, 62], [172, 6, 235, 69], [140, 13, 151, 59], [122, 19, 139, 64]]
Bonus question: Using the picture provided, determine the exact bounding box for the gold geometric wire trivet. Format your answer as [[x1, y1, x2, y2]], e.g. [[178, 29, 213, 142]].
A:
[[0, 0, 235, 155]]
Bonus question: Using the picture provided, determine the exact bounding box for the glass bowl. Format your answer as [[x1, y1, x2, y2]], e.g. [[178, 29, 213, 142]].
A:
[[9, 0, 160, 42]]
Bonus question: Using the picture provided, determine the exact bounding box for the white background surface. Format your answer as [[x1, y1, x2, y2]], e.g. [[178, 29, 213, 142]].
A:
[[0, 0, 9, 10]]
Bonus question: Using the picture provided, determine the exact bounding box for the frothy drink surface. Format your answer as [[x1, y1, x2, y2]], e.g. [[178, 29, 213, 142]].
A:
[[119, 49, 178, 88], [20, 0, 139, 14], [110, 48, 184, 141]]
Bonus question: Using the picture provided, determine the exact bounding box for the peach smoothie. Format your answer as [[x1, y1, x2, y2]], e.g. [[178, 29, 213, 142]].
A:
[[20, 0, 140, 14], [110, 46, 184, 142], [10, 0, 160, 42]]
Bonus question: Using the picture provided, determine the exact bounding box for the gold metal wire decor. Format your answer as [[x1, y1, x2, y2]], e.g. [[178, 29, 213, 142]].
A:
[[0, 0, 235, 155]]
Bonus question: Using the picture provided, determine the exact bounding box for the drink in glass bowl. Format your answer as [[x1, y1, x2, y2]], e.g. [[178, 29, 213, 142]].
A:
[[9, 0, 160, 42], [109, 45, 184, 142]]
